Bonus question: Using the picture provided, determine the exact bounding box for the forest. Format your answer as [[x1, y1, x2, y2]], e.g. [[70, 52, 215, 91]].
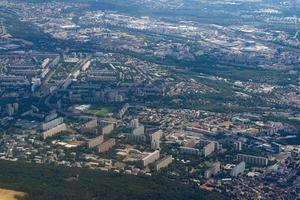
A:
[[0, 160, 225, 200]]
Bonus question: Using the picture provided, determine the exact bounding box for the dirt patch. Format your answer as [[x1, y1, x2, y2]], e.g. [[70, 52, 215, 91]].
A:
[[0, 188, 26, 200]]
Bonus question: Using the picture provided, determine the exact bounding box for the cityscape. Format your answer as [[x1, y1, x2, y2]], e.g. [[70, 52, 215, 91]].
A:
[[0, 0, 299, 200]]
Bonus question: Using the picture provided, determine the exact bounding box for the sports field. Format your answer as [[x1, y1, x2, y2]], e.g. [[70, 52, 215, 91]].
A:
[[84, 106, 114, 117]]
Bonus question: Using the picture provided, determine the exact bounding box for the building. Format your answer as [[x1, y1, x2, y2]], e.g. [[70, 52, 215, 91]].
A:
[[203, 142, 215, 157], [96, 138, 116, 153], [182, 139, 196, 148], [41, 117, 63, 131], [204, 162, 220, 179], [237, 154, 268, 166], [6, 104, 14, 116], [6, 103, 18, 116], [213, 141, 221, 151], [117, 103, 129, 119], [141, 150, 160, 167], [102, 123, 114, 135], [132, 125, 144, 135], [128, 119, 146, 143], [154, 155, 173, 171], [230, 161, 246, 177], [150, 130, 162, 150], [180, 147, 200, 156], [80, 119, 98, 133], [127, 134, 146, 143], [130, 119, 140, 128], [130, 119, 145, 135], [87, 135, 104, 148], [42, 123, 67, 139], [31, 78, 41, 92], [83, 119, 98, 129], [151, 138, 160, 150], [234, 141, 242, 151], [204, 162, 221, 179], [45, 112, 58, 122], [271, 142, 282, 154]]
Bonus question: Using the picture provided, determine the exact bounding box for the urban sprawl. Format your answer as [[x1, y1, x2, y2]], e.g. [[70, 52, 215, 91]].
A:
[[0, 0, 299, 199]]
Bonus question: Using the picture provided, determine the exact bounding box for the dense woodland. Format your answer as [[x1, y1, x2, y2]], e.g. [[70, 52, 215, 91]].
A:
[[0, 160, 225, 200]]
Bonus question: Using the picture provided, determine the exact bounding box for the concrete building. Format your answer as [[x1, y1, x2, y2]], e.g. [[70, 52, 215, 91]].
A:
[[203, 142, 215, 157], [87, 135, 104, 148], [151, 138, 160, 150], [180, 147, 200, 156], [234, 141, 242, 151], [237, 154, 268, 166], [97, 138, 116, 153], [213, 141, 221, 151], [42, 123, 67, 139], [45, 112, 58, 122], [31, 78, 41, 92], [83, 119, 98, 129], [130, 118, 145, 135], [271, 142, 282, 154], [130, 119, 140, 128], [41, 117, 63, 131], [150, 130, 162, 150], [5, 103, 18, 116], [102, 123, 114, 135], [127, 134, 146, 143], [132, 125, 144, 135], [182, 139, 196, 148], [204, 162, 221, 179], [128, 119, 146, 144], [154, 155, 172, 171], [141, 150, 160, 167], [230, 161, 246, 177], [117, 103, 129, 119], [6, 104, 14, 116], [80, 119, 98, 133]]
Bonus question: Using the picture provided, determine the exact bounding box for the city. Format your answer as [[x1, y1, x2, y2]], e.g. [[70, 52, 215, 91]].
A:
[[0, 0, 299, 199]]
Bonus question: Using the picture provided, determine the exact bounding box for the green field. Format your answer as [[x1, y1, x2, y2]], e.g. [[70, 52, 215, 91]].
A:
[[84, 106, 114, 117], [195, 50, 205, 57]]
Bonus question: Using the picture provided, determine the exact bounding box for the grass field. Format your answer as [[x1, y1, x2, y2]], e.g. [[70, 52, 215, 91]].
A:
[[195, 50, 205, 56], [0, 188, 26, 200], [84, 107, 113, 117]]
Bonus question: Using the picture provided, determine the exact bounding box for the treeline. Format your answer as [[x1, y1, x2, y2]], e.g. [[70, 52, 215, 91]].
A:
[[0, 160, 225, 200]]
